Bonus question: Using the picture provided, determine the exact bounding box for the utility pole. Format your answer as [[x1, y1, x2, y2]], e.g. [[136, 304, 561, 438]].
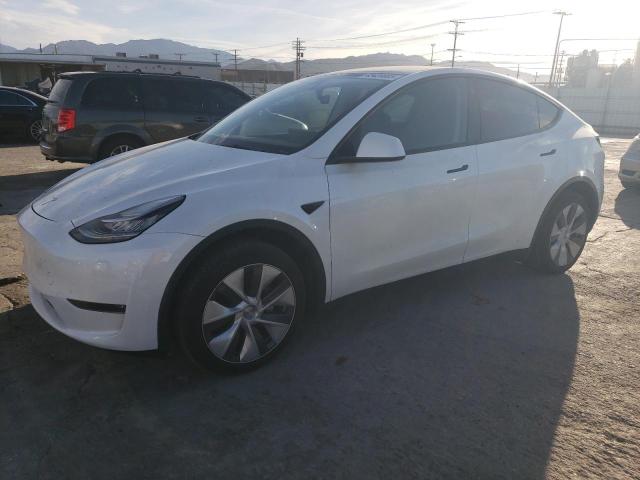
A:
[[430, 43, 436, 66], [555, 50, 566, 86], [292, 37, 305, 80], [548, 11, 570, 88], [448, 20, 464, 67], [516, 64, 520, 79], [175, 53, 185, 61], [213, 52, 219, 65], [233, 49, 239, 71]]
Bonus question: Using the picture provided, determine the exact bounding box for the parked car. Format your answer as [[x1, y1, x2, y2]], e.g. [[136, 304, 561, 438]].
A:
[[0, 86, 47, 142], [619, 133, 640, 188], [39, 72, 251, 162], [19, 67, 604, 371]]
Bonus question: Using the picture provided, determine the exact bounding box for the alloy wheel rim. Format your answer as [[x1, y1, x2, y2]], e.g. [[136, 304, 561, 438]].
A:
[[110, 145, 132, 156], [30, 120, 42, 140], [201, 263, 296, 364], [549, 202, 587, 267]]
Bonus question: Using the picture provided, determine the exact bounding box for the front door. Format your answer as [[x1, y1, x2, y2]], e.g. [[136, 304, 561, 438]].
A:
[[326, 76, 477, 299]]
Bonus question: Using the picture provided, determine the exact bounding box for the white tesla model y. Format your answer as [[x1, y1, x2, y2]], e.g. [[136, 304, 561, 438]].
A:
[[19, 67, 604, 370]]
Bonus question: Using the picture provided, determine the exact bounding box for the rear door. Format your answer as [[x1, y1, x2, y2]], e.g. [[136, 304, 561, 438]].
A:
[[79, 76, 144, 137], [465, 77, 564, 261], [143, 77, 209, 142], [326, 76, 477, 298]]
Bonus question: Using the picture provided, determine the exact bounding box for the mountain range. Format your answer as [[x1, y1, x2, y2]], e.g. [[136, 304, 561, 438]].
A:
[[0, 38, 538, 82]]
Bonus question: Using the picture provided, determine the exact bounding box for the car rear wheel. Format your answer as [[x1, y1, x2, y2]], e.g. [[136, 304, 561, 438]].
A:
[[27, 120, 42, 142], [98, 136, 143, 160], [176, 239, 306, 372], [526, 191, 591, 273]]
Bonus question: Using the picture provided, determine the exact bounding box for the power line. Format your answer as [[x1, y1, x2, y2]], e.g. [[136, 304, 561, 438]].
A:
[[308, 31, 447, 49], [315, 21, 450, 42], [460, 10, 548, 21]]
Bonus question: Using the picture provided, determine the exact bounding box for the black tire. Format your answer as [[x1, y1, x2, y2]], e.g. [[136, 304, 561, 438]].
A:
[[98, 135, 143, 160], [175, 239, 306, 372], [526, 191, 592, 274], [26, 119, 42, 143]]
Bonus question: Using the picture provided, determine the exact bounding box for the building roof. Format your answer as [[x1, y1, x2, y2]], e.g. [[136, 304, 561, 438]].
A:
[[0, 52, 219, 68]]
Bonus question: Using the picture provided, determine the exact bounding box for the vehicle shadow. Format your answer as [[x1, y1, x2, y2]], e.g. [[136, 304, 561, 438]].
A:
[[614, 186, 640, 228], [0, 256, 578, 479], [0, 170, 81, 215]]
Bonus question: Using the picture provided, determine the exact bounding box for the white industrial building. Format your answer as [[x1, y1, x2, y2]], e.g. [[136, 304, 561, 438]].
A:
[[0, 52, 221, 88]]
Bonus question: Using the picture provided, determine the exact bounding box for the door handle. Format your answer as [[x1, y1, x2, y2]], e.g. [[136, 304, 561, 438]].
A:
[[540, 148, 556, 157], [447, 164, 469, 174], [194, 116, 209, 123]]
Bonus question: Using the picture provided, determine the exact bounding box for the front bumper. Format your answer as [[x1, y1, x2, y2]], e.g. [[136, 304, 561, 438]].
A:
[[619, 153, 640, 184], [18, 206, 202, 351]]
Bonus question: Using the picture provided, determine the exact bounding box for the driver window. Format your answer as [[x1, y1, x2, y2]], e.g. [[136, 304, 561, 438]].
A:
[[334, 77, 468, 158]]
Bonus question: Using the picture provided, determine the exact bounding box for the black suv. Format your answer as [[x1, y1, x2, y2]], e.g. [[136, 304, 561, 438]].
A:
[[40, 72, 251, 162]]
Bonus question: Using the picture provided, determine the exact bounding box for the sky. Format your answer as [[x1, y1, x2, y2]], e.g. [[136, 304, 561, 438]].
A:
[[0, 0, 638, 73]]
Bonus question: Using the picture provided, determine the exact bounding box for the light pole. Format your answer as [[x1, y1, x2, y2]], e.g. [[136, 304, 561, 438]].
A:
[[430, 43, 436, 66], [548, 11, 571, 88]]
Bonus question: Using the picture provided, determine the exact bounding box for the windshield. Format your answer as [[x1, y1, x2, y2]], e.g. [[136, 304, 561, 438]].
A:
[[198, 74, 393, 154]]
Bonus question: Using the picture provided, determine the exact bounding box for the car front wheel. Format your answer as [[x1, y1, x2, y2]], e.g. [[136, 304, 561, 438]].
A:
[[176, 239, 306, 371], [527, 191, 592, 273]]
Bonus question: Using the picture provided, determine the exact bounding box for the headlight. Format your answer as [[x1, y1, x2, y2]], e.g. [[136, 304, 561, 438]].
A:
[[69, 195, 185, 244]]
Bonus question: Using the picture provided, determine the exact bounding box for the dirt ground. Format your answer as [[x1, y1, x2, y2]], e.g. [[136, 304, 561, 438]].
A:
[[0, 139, 639, 479]]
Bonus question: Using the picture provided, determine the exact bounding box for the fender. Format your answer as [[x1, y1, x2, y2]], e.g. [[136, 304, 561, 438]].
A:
[[89, 125, 153, 160], [157, 219, 327, 352], [530, 176, 600, 248]]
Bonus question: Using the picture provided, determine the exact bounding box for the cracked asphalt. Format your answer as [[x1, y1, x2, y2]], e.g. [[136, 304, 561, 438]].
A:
[[1, 139, 639, 479]]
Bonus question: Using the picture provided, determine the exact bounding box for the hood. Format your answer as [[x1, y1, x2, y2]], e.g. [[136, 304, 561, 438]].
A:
[[32, 138, 281, 223]]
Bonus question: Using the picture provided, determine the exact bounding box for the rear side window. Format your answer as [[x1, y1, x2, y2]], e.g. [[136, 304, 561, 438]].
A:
[[144, 78, 204, 113], [334, 77, 468, 157], [204, 84, 249, 116], [474, 78, 560, 142], [475, 79, 539, 142], [16, 94, 34, 107], [0, 91, 20, 105], [48, 78, 72, 103], [82, 77, 141, 109]]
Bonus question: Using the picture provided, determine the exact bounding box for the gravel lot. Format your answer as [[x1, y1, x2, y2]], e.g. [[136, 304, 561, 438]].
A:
[[1, 139, 639, 479]]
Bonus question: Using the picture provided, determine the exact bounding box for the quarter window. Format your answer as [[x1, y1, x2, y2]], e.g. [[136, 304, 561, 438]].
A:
[[334, 77, 468, 158], [538, 96, 560, 129]]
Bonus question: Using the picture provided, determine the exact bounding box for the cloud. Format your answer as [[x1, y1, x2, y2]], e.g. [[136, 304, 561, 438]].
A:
[[0, 8, 127, 48], [117, 4, 144, 14], [43, 0, 80, 15]]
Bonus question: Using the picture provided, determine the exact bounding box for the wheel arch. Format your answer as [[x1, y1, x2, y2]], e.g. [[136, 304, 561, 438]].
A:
[[92, 129, 150, 160], [530, 176, 600, 249], [157, 219, 327, 352]]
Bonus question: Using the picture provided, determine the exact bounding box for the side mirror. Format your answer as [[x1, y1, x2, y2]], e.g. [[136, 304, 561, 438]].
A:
[[328, 132, 406, 165]]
